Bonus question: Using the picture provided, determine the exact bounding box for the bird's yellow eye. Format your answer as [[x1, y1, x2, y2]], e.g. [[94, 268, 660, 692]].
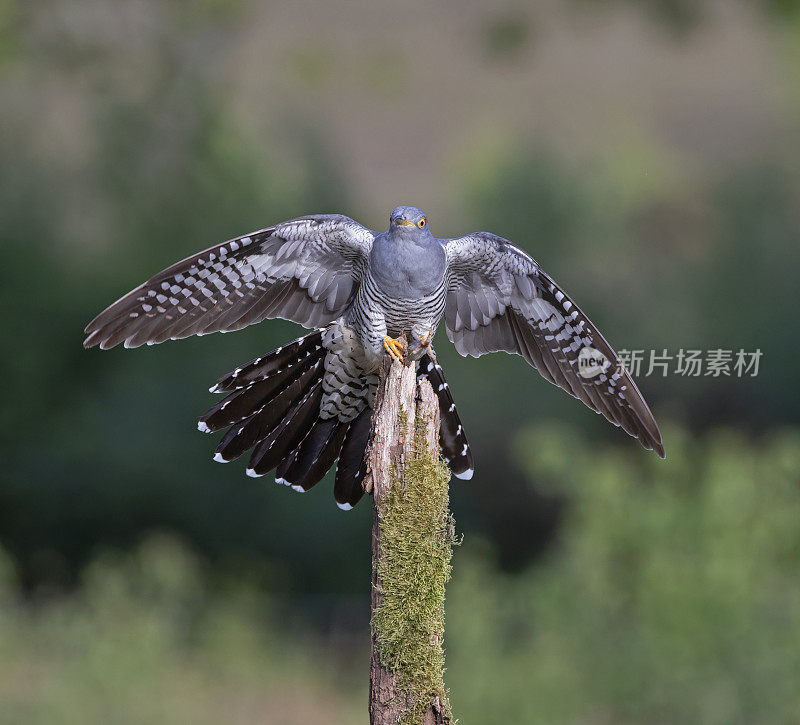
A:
[[418, 218, 426, 229]]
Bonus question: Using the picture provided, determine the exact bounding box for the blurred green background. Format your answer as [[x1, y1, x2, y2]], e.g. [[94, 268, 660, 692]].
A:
[[1, 1, 799, 722]]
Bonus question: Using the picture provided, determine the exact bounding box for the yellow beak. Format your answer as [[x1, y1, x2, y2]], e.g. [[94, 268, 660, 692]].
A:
[[395, 219, 415, 227]]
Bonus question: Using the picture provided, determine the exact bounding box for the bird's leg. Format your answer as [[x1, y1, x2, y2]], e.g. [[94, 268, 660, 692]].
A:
[[407, 329, 437, 363], [382, 336, 405, 363], [420, 330, 437, 363]]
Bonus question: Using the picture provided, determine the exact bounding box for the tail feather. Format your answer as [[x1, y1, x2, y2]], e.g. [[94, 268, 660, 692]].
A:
[[212, 360, 322, 463], [247, 380, 323, 476], [334, 408, 371, 510], [277, 418, 348, 492], [201, 353, 323, 435], [418, 354, 474, 481], [211, 329, 324, 393], [198, 332, 476, 510]]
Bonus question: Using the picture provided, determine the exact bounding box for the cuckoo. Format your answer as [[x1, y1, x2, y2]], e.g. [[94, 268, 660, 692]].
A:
[[84, 206, 664, 509]]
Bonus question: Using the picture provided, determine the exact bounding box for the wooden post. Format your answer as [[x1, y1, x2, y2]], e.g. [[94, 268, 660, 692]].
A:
[[364, 343, 454, 725]]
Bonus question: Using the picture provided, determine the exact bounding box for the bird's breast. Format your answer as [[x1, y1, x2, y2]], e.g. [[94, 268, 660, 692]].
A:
[[369, 237, 446, 299]]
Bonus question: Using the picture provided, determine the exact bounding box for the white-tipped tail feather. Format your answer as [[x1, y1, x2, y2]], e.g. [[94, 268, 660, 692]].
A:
[[198, 338, 474, 511]]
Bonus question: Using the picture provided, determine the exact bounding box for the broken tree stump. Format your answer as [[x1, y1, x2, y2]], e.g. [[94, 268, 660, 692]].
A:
[[364, 346, 455, 725]]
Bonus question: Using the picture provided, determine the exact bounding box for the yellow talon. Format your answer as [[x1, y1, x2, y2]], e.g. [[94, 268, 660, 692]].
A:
[[382, 336, 405, 362]]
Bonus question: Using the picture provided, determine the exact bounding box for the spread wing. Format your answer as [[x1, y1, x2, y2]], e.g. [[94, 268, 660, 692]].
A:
[[444, 232, 664, 457], [84, 215, 374, 350]]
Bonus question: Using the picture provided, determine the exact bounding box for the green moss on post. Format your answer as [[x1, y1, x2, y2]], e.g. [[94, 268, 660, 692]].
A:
[[374, 420, 455, 724], [365, 352, 456, 725]]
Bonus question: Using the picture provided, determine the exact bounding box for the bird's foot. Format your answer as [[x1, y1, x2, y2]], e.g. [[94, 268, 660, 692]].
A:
[[421, 330, 437, 363], [382, 336, 405, 363], [407, 330, 436, 363]]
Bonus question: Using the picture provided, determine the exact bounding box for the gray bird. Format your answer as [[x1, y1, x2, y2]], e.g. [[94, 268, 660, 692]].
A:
[[84, 205, 664, 509]]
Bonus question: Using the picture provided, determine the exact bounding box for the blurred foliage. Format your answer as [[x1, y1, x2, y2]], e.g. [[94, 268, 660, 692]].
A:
[[361, 49, 407, 98], [571, 0, 800, 36], [1, 428, 799, 722], [0, 536, 365, 724], [480, 9, 535, 63], [449, 426, 800, 722]]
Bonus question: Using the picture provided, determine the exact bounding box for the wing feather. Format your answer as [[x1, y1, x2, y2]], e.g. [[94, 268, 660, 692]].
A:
[[444, 232, 664, 457], [84, 215, 374, 349]]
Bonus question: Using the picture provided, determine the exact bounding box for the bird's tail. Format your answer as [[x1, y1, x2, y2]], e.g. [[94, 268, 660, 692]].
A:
[[198, 331, 473, 509], [417, 355, 474, 480], [197, 329, 366, 509]]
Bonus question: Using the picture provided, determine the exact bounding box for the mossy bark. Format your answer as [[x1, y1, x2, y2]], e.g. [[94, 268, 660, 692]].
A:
[[364, 350, 455, 725]]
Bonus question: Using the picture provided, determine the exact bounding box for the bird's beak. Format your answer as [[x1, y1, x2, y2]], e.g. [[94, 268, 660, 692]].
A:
[[394, 219, 415, 227]]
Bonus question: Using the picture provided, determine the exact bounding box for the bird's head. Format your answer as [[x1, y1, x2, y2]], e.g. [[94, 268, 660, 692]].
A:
[[388, 206, 430, 237]]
